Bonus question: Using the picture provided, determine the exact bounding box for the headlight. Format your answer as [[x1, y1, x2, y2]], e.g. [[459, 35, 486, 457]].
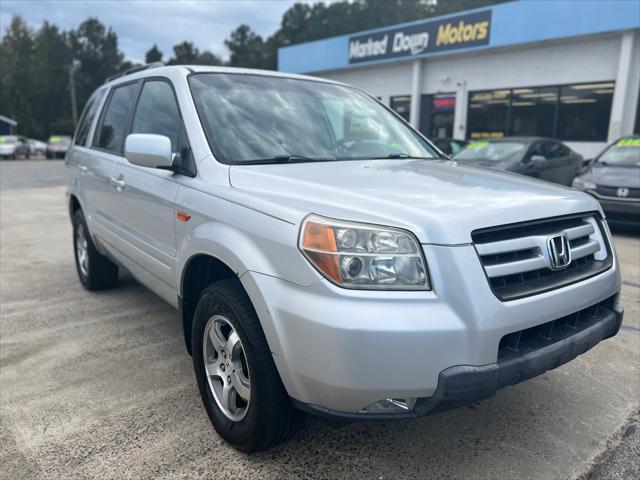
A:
[[299, 215, 430, 290], [572, 177, 597, 191]]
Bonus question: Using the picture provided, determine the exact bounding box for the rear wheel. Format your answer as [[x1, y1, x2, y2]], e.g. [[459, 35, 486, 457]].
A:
[[192, 280, 302, 452], [72, 209, 119, 290]]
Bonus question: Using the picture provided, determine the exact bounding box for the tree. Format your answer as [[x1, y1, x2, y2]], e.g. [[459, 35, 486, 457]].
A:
[[225, 25, 269, 69], [168, 41, 222, 66], [68, 18, 123, 116], [145, 44, 163, 63], [0, 17, 36, 135], [168, 41, 199, 64]]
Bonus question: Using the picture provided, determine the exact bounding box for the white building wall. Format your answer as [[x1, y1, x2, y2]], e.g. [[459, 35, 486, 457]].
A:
[[317, 33, 628, 158], [319, 61, 414, 106]]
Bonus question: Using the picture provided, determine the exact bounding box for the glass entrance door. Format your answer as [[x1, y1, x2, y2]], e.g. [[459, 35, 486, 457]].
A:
[[420, 93, 456, 138]]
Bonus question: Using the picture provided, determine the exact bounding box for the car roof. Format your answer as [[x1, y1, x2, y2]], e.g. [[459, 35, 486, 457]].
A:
[[102, 64, 347, 90]]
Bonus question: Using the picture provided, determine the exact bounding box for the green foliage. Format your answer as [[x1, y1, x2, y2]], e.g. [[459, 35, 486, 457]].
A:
[[145, 44, 163, 63], [167, 41, 223, 66]]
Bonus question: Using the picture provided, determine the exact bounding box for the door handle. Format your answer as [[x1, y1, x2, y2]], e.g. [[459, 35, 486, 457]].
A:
[[78, 165, 88, 174], [110, 176, 126, 192]]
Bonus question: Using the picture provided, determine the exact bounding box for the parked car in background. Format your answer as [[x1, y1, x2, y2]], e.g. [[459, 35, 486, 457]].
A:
[[572, 135, 640, 228], [453, 137, 583, 186], [431, 138, 467, 156], [46, 135, 72, 158], [28, 138, 47, 156], [67, 65, 622, 452], [0, 135, 30, 159]]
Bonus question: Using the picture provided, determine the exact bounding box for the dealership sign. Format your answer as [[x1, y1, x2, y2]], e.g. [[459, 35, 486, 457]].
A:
[[348, 10, 491, 64]]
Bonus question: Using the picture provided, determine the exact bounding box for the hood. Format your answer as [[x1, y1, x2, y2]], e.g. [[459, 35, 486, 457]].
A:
[[580, 164, 640, 189], [453, 158, 517, 171], [229, 159, 600, 244]]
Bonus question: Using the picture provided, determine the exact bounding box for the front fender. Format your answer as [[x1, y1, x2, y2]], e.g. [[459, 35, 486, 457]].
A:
[[174, 187, 319, 293]]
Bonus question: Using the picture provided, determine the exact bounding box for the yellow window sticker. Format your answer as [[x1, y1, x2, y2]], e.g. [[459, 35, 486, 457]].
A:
[[49, 136, 61, 143], [468, 141, 489, 149], [616, 138, 640, 147]]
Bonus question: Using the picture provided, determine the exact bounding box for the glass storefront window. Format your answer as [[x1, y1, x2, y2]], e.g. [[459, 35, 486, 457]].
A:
[[390, 96, 411, 122], [467, 82, 615, 142], [509, 86, 558, 137], [467, 89, 510, 139], [556, 82, 614, 141]]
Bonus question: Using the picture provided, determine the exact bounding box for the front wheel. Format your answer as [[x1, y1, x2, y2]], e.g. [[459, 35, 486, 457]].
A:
[[192, 280, 302, 452]]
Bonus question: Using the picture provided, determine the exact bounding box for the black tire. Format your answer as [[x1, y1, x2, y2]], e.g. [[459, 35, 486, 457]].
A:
[[72, 209, 119, 290], [192, 279, 303, 452]]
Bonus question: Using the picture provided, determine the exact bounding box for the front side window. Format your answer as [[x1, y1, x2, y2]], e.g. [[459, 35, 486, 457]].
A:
[[131, 81, 181, 152], [455, 140, 527, 162], [95, 82, 138, 154], [75, 89, 106, 146], [189, 74, 437, 164]]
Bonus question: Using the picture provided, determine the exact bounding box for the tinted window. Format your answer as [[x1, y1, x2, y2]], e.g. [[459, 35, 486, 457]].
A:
[[556, 83, 614, 141], [75, 89, 106, 146], [96, 83, 138, 153], [467, 83, 615, 142], [544, 142, 570, 159], [131, 81, 181, 152], [467, 90, 510, 139], [509, 87, 558, 137]]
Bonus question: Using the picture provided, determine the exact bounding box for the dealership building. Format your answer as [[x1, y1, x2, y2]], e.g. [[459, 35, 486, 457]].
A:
[[278, 0, 640, 157]]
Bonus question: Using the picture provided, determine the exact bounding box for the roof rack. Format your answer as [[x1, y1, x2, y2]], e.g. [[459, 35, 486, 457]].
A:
[[105, 62, 164, 83]]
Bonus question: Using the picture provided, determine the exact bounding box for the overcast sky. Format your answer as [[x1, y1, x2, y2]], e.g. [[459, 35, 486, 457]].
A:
[[0, 0, 309, 62]]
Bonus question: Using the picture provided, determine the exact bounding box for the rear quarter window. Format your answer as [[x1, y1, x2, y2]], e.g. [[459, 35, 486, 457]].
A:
[[74, 89, 106, 146]]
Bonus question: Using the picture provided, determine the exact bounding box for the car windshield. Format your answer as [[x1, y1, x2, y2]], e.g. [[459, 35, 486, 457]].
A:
[[0, 136, 16, 144], [598, 138, 640, 167], [454, 141, 527, 162], [189, 73, 438, 164], [48, 136, 71, 145]]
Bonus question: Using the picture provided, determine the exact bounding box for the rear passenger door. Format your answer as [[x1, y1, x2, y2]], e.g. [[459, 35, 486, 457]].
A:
[[108, 79, 184, 289], [84, 82, 138, 245]]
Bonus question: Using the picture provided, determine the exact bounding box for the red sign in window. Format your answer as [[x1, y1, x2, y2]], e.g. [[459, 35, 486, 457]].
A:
[[434, 96, 456, 110]]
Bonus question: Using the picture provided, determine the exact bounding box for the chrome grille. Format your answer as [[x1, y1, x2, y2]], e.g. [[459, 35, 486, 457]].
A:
[[472, 214, 612, 301], [595, 185, 640, 199]]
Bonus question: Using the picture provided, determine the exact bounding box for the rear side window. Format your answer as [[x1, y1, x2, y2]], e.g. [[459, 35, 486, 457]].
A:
[[95, 82, 138, 154], [75, 89, 106, 146], [131, 81, 181, 152]]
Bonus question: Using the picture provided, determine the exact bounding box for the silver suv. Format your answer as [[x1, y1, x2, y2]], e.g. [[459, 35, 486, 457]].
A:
[[66, 65, 623, 452]]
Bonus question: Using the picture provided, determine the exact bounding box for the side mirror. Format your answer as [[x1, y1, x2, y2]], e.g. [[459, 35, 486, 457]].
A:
[[529, 154, 547, 166], [124, 133, 173, 169]]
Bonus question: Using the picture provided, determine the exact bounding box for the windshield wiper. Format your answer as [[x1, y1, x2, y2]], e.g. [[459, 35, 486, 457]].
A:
[[366, 153, 439, 160], [237, 155, 336, 165]]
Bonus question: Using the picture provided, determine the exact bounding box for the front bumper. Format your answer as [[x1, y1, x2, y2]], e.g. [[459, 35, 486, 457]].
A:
[[241, 242, 621, 416], [294, 300, 623, 420], [588, 193, 640, 226]]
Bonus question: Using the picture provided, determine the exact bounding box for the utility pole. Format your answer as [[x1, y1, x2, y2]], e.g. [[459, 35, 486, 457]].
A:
[[69, 59, 81, 128]]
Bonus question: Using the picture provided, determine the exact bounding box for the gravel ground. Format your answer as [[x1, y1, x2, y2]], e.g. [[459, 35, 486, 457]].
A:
[[1, 161, 638, 479]]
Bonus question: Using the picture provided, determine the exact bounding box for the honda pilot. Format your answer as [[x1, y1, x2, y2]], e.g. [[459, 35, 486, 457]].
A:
[[66, 65, 623, 452]]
